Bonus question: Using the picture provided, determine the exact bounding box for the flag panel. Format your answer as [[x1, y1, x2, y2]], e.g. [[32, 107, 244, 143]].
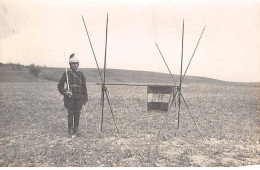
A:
[[147, 85, 175, 111]]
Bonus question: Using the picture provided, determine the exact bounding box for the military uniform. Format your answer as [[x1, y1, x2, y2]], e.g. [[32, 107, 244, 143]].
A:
[[58, 66, 88, 137]]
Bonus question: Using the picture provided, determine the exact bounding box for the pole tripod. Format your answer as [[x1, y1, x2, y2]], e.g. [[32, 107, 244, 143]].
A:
[[82, 14, 119, 134], [156, 20, 206, 140]]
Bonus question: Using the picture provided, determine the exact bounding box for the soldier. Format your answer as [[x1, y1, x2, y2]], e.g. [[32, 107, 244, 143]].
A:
[[57, 53, 88, 137]]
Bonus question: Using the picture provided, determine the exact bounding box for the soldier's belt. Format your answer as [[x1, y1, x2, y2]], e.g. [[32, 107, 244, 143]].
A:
[[70, 85, 82, 87]]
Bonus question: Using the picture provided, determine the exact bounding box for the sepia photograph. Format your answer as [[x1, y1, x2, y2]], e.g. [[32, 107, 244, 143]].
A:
[[0, 0, 259, 167]]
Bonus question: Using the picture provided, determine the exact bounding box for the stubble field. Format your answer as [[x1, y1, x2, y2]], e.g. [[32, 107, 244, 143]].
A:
[[0, 82, 259, 166]]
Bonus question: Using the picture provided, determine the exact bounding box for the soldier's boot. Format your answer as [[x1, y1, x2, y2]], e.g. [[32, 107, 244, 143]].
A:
[[74, 114, 80, 137], [68, 114, 74, 138]]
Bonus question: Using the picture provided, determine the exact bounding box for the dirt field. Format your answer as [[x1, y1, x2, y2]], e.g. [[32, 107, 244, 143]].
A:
[[0, 82, 259, 166]]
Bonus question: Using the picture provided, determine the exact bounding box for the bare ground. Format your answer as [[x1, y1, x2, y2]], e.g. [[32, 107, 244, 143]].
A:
[[0, 82, 259, 166]]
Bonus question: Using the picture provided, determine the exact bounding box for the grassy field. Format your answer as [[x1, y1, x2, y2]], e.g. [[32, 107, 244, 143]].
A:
[[0, 81, 259, 167]]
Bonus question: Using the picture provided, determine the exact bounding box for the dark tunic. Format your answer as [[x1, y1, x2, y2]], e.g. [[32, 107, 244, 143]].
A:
[[57, 69, 88, 114]]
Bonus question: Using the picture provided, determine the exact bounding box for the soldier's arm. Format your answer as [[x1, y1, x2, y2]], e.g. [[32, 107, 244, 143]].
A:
[[57, 72, 67, 95], [81, 72, 88, 102]]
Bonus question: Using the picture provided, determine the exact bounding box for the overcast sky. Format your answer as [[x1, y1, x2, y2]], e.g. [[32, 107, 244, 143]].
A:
[[0, 0, 259, 82]]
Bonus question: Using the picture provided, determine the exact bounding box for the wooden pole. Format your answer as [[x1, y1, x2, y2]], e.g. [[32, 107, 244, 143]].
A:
[[81, 15, 104, 84], [155, 43, 177, 85], [177, 20, 184, 129], [181, 26, 206, 83], [100, 14, 109, 132]]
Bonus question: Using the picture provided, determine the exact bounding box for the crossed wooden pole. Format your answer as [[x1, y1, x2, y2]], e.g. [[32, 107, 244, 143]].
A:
[[156, 20, 206, 140], [82, 14, 119, 134]]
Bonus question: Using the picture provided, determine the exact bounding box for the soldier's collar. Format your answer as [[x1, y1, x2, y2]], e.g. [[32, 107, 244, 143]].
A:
[[69, 69, 78, 72]]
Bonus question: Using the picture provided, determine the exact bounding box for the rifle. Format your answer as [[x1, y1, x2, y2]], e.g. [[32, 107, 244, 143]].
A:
[[64, 52, 71, 97]]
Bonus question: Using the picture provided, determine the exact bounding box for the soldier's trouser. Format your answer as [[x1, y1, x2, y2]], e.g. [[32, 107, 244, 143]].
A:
[[68, 113, 80, 131], [64, 96, 84, 132]]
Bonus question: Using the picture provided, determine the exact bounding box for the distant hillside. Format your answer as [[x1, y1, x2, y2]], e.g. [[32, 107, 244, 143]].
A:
[[0, 64, 259, 86], [0, 64, 41, 82], [40, 67, 227, 85]]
